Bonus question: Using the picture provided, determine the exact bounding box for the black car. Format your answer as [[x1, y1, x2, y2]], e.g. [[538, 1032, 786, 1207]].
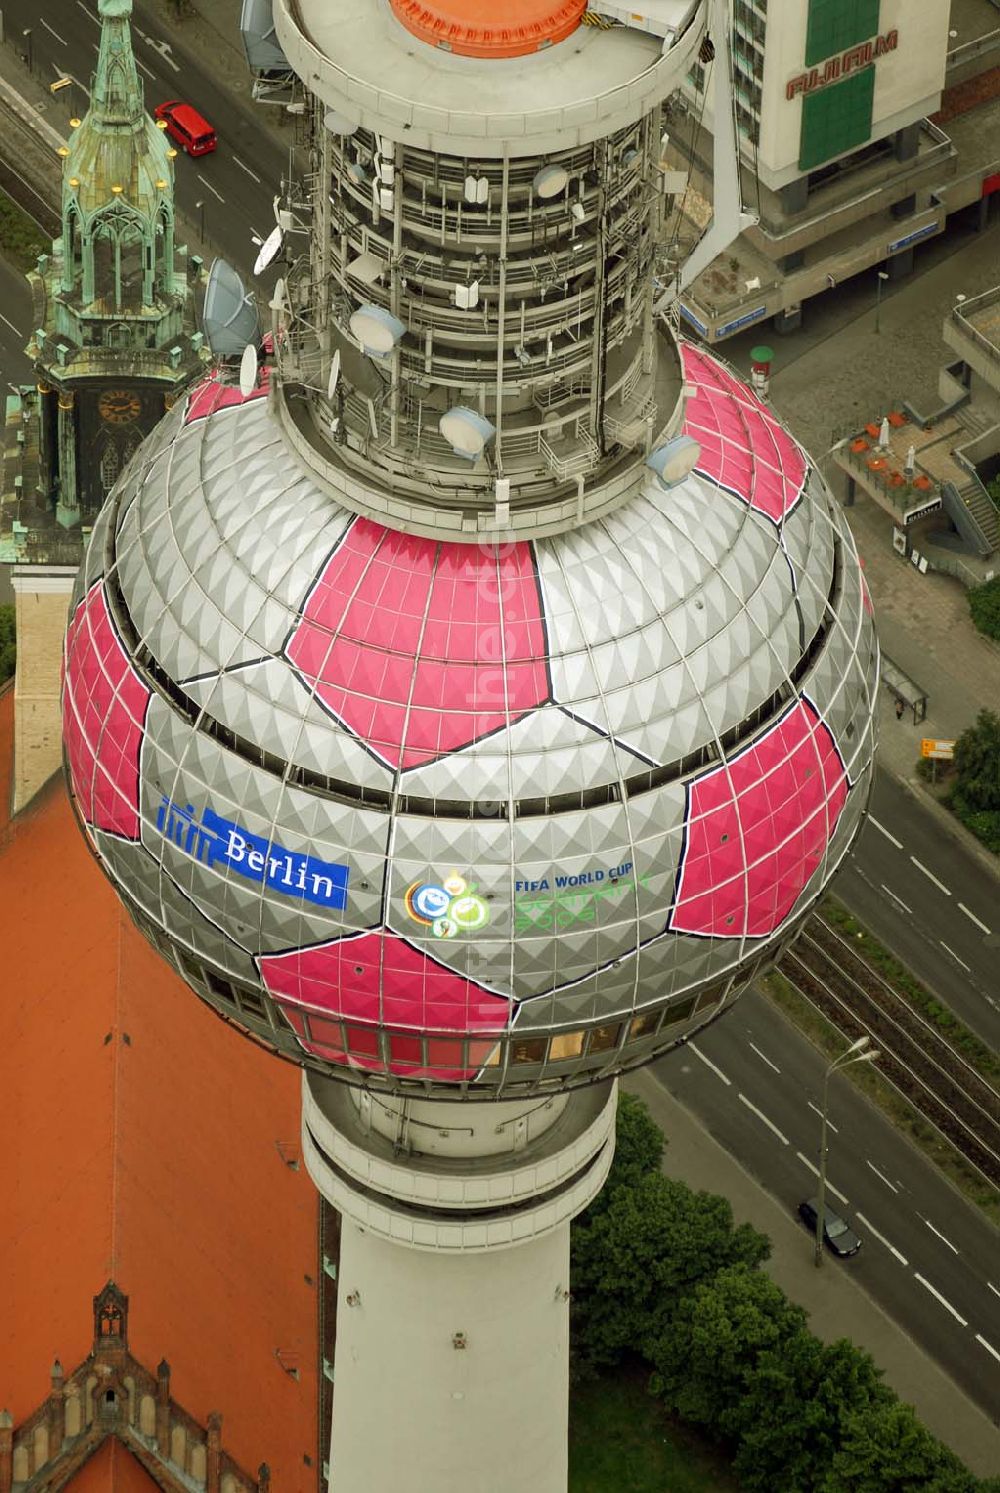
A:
[[798, 1198, 862, 1257]]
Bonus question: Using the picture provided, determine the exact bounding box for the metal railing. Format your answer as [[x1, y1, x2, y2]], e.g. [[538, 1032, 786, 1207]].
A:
[[949, 287, 1000, 370]]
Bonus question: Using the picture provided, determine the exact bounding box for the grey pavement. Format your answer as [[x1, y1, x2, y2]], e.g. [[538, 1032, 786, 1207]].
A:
[[628, 1067, 1000, 1479]]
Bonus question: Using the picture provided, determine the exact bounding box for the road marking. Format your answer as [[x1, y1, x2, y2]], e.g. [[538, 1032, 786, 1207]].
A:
[[233, 154, 262, 184], [807, 1100, 838, 1132], [40, 17, 67, 43], [910, 856, 951, 895], [0, 312, 23, 337], [795, 1151, 849, 1204], [939, 941, 971, 973], [958, 903, 991, 936], [688, 1041, 731, 1086], [738, 1093, 788, 1145], [748, 1040, 780, 1074], [134, 54, 154, 79], [76, 0, 100, 25], [865, 1160, 898, 1193], [870, 816, 903, 849], [920, 1216, 959, 1255], [914, 1273, 968, 1326], [855, 1211, 908, 1266], [989, 1282, 1000, 1301], [977, 1334, 1000, 1365], [197, 174, 226, 203], [880, 883, 912, 914]]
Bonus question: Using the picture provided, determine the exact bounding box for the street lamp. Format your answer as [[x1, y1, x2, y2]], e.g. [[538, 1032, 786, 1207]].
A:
[[814, 1035, 880, 1267], [195, 199, 206, 245], [874, 270, 889, 334], [22, 26, 32, 74]]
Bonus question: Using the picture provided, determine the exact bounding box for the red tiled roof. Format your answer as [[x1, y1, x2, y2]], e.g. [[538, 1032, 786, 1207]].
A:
[[65, 1439, 161, 1491], [0, 689, 319, 1490]]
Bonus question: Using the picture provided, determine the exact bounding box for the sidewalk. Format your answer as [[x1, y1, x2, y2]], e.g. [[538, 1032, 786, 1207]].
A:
[[627, 1068, 1000, 1479]]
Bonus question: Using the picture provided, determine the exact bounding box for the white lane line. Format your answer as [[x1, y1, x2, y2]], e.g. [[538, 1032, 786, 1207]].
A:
[[880, 883, 913, 915], [914, 1273, 968, 1326], [920, 1216, 959, 1255], [910, 856, 952, 895], [748, 1040, 780, 1074], [689, 1041, 731, 1087], [233, 154, 262, 184], [738, 1093, 789, 1145], [855, 1211, 908, 1266], [940, 941, 972, 973], [958, 903, 991, 936], [41, 17, 67, 43], [977, 1334, 1000, 1365], [134, 54, 154, 79], [795, 1151, 849, 1205], [865, 1160, 898, 1194], [197, 173, 226, 203], [76, 0, 100, 24], [870, 815, 903, 849], [0, 311, 23, 337], [807, 1099, 838, 1132], [989, 1282, 1000, 1301]]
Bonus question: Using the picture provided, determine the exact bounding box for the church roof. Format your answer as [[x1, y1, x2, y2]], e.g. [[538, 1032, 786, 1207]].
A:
[[65, 1439, 161, 1491], [0, 686, 319, 1488]]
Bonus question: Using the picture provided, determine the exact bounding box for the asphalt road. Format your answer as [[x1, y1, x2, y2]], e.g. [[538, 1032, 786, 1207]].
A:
[[0, 253, 33, 386], [3, 0, 285, 280], [651, 984, 1000, 1419], [838, 767, 1000, 1048]]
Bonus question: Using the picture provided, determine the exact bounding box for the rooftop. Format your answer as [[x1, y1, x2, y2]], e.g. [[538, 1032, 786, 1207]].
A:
[[0, 683, 319, 1487]]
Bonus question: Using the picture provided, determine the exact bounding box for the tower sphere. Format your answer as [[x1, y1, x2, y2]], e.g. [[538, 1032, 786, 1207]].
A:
[[62, 0, 878, 1103]]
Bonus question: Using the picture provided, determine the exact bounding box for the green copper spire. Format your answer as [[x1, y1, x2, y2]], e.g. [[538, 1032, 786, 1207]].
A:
[[91, 0, 144, 128]]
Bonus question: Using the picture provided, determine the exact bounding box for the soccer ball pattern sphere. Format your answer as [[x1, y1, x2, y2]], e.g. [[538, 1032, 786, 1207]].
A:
[[62, 342, 878, 1098]]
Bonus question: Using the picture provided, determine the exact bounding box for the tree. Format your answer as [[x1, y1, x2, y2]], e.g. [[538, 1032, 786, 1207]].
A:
[[968, 575, 1000, 642], [0, 604, 15, 685], [951, 708, 1000, 814], [572, 1183, 769, 1368], [818, 1400, 980, 1492], [592, 1089, 663, 1206]]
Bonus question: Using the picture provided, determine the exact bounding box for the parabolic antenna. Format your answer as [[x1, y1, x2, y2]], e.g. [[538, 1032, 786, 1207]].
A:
[[268, 277, 287, 314], [646, 434, 702, 488], [239, 341, 259, 397], [328, 348, 342, 399], [253, 224, 283, 276], [349, 304, 406, 356], [324, 106, 361, 135], [202, 258, 260, 359], [533, 163, 569, 198], [439, 406, 496, 458]]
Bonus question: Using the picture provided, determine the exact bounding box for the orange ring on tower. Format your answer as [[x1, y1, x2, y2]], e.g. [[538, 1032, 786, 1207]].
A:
[[390, 0, 586, 57]]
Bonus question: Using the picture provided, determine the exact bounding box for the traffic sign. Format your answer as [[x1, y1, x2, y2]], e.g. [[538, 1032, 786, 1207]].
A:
[[920, 738, 955, 760]]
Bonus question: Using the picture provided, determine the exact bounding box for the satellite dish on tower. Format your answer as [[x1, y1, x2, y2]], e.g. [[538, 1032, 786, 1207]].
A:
[[268, 277, 287, 314], [328, 348, 342, 400], [349, 304, 406, 356], [239, 342, 259, 397], [253, 224, 283, 276], [202, 258, 260, 359]]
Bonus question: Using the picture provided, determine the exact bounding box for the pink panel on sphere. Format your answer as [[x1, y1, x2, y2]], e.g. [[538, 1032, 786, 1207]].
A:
[[286, 517, 551, 769], [669, 698, 848, 938], [63, 581, 151, 840], [680, 343, 807, 523], [182, 369, 270, 425], [259, 928, 510, 1080]]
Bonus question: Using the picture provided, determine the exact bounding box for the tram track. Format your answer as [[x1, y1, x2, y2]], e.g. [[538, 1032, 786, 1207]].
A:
[[777, 916, 1000, 1191]]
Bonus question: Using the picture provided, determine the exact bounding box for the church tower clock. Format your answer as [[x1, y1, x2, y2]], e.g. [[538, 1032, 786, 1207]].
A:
[[26, 0, 208, 531]]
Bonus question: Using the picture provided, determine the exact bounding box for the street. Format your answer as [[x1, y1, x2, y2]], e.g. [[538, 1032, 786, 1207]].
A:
[[651, 982, 1000, 1419]]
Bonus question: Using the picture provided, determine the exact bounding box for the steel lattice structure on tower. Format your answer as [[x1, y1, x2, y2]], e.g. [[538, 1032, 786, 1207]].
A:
[[62, 1, 879, 1486]]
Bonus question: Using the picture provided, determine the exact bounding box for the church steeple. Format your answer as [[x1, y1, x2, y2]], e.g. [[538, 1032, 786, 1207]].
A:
[[90, 0, 144, 129], [17, 0, 207, 536]]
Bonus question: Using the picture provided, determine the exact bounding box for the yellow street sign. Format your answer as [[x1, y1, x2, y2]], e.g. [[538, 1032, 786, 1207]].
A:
[[50, 77, 71, 93], [920, 738, 955, 760]]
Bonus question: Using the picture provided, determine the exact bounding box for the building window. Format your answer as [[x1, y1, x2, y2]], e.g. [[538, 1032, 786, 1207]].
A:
[[799, 66, 875, 172], [99, 440, 121, 492]]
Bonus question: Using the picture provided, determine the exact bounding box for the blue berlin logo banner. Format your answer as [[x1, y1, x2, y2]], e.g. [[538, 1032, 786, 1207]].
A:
[[156, 796, 350, 908]]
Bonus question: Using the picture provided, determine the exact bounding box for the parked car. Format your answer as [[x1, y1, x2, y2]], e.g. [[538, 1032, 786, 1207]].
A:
[[154, 100, 217, 157], [798, 1198, 862, 1257]]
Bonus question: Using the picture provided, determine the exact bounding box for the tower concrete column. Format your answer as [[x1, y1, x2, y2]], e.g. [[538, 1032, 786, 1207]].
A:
[[302, 1074, 617, 1493]]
